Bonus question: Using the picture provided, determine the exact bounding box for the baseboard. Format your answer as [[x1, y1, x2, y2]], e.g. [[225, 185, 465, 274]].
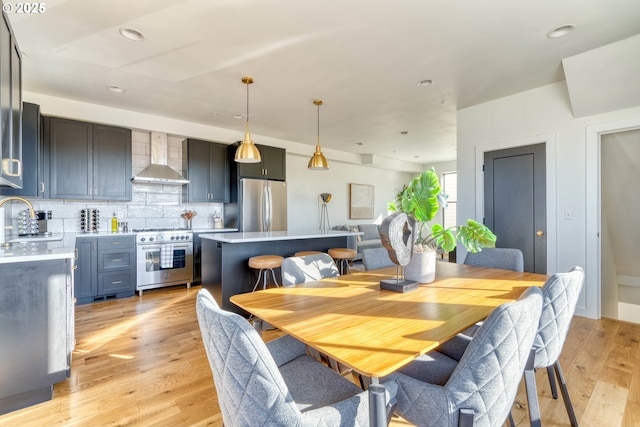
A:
[[618, 302, 640, 324]]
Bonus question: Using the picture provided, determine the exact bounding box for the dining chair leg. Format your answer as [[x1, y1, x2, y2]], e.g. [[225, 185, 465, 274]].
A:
[[251, 318, 263, 336], [546, 365, 559, 399], [458, 408, 474, 427], [524, 348, 542, 427], [554, 360, 580, 427], [507, 412, 516, 427]]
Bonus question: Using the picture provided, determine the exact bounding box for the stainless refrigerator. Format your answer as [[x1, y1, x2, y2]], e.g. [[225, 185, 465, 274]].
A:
[[232, 178, 287, 232]]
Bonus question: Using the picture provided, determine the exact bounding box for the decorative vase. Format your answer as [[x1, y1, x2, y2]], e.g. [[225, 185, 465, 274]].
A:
[[404, 250, 437, 283]]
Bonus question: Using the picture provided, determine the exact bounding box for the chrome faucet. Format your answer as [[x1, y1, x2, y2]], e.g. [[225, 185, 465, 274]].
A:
[[0, 196, 36, 247]]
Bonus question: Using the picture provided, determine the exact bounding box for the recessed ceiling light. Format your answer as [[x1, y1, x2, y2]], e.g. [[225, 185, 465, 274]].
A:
[[107, 85, 125, 93], [400, 131, 409, 135], [119, 28, 145, 42], [547, 24, 575, 39], [356, 142, 364, 146], [413, 155, 420, 158], [211, 112, 218, 117], [417, 79, 434, 87], [232, 114, 244, 119]]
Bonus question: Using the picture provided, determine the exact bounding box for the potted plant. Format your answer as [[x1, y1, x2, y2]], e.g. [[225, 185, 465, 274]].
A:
[[387, 168, 496, 282]]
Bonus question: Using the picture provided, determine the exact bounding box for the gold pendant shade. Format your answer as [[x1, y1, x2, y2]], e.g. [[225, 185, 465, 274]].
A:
[[234, 77, 261, 163], [308, 99, 329, 170]]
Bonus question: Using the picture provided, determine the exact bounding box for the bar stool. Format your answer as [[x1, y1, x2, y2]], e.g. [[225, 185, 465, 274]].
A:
[[328, 248, 356, 275], [294, 250, 324, 257], [249, 255, 284, 292]]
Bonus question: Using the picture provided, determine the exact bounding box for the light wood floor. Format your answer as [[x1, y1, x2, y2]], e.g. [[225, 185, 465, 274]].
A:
[[1, 284, 639, 427]]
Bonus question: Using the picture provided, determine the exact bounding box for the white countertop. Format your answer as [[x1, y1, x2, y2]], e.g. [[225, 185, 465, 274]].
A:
[[0, 243, 74, 264], [200, 229, 362, 243]]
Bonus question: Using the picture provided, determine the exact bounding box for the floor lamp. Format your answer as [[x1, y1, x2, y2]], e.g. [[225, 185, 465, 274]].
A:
[[320, 193, 331, 231]]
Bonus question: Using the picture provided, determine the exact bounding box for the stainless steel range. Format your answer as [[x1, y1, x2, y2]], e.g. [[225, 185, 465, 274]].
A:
[[134, 228, 193, 296]]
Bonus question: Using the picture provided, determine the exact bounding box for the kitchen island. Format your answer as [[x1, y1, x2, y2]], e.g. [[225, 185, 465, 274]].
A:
[[0, 243, 75, 415], [200, 230, 362, 315]]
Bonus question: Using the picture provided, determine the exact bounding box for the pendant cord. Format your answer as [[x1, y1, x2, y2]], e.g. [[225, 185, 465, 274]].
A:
[[317, 104, 320, 147], [246, 83, 250, 127]]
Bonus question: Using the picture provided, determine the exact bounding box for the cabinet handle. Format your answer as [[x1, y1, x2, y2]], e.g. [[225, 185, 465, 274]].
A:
[[39, 181, 45, 193], [111, 280, 123, 285], [112, 258, 122, 262], [88, 187, 92, 195], [111, 242, 121, 245], [94, 187, 97, 195], [2, 158, 21, 176], [74, 248, 78, 260]]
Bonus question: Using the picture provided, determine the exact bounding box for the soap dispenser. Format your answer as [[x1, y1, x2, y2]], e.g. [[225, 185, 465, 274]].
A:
[[111, 212, 118, 233]]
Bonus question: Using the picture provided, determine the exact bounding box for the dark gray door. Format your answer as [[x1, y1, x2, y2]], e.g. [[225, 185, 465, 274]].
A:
[[484, 143, 546, 273]]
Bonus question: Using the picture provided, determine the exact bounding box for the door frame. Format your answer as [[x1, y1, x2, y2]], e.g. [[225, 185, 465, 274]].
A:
[[586, 116, 640, 319], [473, 133, 557, 275]]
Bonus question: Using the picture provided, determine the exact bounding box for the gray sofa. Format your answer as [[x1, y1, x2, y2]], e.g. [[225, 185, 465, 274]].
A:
[[334, 223, 383, 260]]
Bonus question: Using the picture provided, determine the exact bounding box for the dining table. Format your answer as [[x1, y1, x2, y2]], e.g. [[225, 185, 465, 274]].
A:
[[230, 261, 549, 427]]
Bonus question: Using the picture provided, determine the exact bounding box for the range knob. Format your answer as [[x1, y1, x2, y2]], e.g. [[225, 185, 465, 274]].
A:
[[149, 237, 154, 242], [156, 235, 163, 242], [140, 237, 146, 242], [170, 236, 176, 240]]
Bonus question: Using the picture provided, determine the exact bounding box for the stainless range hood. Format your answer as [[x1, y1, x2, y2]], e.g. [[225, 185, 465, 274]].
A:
[[132, 132, 189, 185]]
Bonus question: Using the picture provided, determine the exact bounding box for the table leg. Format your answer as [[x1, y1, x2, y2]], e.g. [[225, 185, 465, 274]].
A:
[[369, 377, 389, 427]]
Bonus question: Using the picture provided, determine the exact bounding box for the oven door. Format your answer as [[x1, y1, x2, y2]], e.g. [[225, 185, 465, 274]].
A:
[[136, 243, 193, 289]]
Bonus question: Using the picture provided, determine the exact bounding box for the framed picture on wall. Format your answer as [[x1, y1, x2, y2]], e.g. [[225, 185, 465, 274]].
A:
[[349, 183, 374, 219]]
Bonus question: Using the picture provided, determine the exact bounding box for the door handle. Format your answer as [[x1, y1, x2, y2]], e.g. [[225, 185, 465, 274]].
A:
[[536, 230, 545, 237]]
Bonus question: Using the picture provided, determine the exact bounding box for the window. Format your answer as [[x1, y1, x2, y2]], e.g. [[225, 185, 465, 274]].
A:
[[442, 172, 457, 230]]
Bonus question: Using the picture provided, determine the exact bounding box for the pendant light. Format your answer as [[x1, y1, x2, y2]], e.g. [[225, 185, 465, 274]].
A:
[[234, 77, 261, 163], [308, 99, 329, 170]]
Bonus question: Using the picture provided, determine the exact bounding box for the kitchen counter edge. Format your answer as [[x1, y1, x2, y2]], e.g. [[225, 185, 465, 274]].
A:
[[200, 230, 363, 243]]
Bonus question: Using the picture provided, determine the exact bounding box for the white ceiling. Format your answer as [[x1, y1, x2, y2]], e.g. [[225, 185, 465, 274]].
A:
[[6, 0, 640, 163]]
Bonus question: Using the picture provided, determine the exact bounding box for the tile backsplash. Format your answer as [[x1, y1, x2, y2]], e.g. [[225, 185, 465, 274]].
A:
[[4, 129, 224, 236]]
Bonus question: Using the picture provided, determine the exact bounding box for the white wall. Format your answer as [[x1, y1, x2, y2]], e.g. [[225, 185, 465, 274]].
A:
[[286, 153, 413, 231], [457, 80, 640, 318]]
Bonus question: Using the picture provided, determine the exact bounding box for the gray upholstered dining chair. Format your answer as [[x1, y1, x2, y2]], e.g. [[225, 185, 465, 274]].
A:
[[362, 247, 396, 271], [383, 286, 543, 427], [281, 253, 340, 286], [524, 266, 584, 427], [463, 247, 524, 272], [196, 288, 398, 427], [281, 253, 349, 372], [438, 267, 585, 427]]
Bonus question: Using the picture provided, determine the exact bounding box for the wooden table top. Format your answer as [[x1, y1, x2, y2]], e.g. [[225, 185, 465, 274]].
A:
[[231, 261, 548, 378]]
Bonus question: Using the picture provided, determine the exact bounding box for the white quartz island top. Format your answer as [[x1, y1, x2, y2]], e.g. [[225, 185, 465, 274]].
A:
[[200, 229, 362, 244], [0, 243, 74, 264]]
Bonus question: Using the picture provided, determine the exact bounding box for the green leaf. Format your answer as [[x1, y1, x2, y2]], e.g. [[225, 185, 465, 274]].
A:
[[456, 219, 496, 253], [399, 168, 440, 222]]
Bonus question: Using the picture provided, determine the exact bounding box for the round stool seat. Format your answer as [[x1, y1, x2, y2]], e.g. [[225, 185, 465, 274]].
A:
[[328, 248, 356, 275], [249, 255, 284, 270], [294, 251, 324, 257], [328, 248, 356, 259]]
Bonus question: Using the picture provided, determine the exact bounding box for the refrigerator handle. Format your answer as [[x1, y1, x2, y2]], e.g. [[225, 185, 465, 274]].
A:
[[264, 184, 272, 231]]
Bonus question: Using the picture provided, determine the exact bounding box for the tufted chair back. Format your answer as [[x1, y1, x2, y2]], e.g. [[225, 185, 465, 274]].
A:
[[281, 253, 339, 286], [463, 247, 524, 272], [533, 266, 584, 368]]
